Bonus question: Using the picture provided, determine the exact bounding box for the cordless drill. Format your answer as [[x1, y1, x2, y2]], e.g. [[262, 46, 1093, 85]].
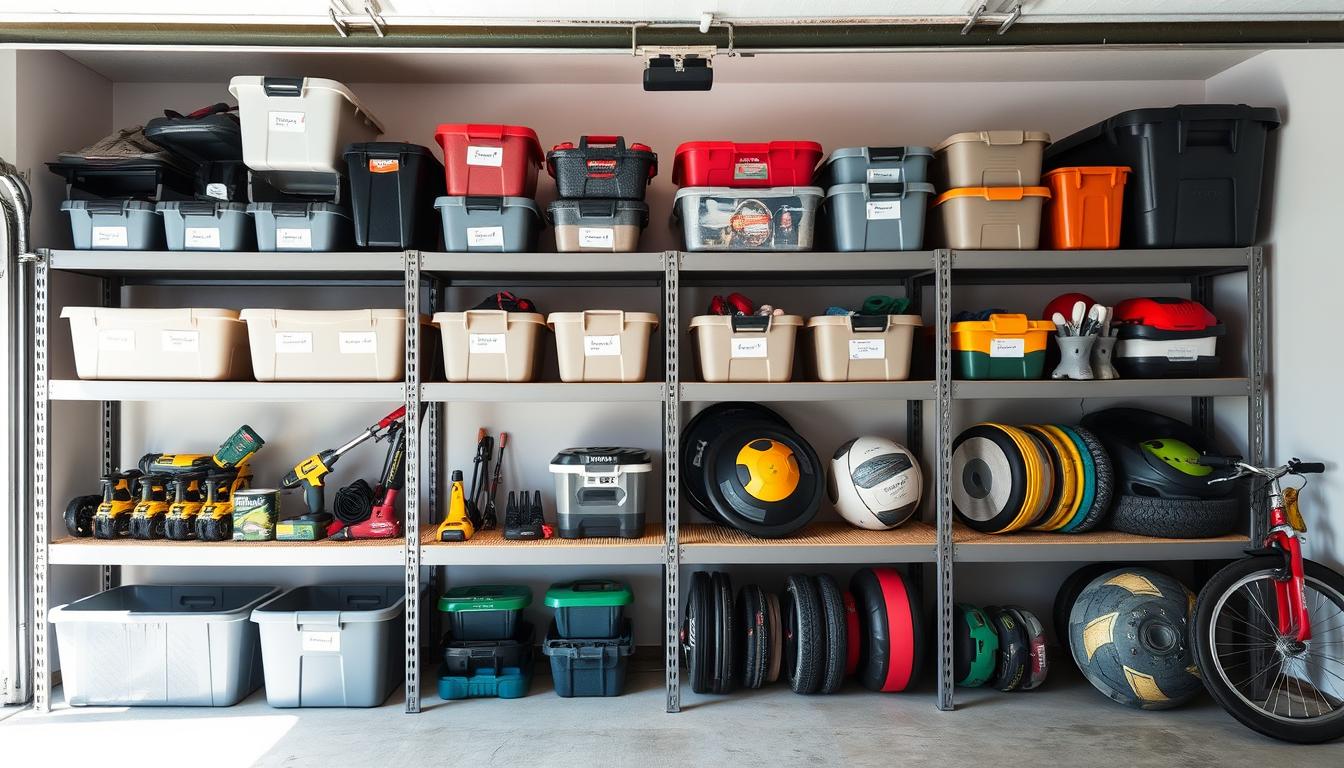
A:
[[281, 406, 407, 521]]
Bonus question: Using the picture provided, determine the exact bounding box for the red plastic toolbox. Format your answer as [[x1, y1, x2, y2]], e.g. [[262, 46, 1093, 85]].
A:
[[672, 140, 823, 188], [547, 136, 657, 200], [434, 123, 543, 197]]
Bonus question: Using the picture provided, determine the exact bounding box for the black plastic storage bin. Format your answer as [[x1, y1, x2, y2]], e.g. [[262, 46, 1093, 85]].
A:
[[344, 142, 445, 249], [47, 158, 198, 202], [438, 585, 532, 641], [442, 623, 535, 676], [542, 619, 634, 697], [547, 136, 657, 200], [1044, 104, 1280, 248], [544, 580, 633, 639], [145, 108, 249, 202]]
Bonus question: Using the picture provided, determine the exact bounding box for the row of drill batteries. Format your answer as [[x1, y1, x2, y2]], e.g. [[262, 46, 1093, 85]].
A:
[[64, 460, 253, 541]]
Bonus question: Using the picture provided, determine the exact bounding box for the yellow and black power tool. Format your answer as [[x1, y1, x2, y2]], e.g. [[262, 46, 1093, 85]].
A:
[[280, 406, 406, 527], [128, 474, 172, 540], [196, 468, 253, 542], [75, 470, 143, 540], [437, 470, 475, 542], [162, 471, 207, 541]]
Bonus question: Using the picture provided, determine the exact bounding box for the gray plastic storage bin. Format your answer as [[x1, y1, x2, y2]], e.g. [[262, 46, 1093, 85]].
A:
[[158, 201, 255, 251], [542, 619, 635, 697], [435, 195, 541, 253], [249, 202, 352, 251], [816, 146, 934, 187], [49, 584, 279, 706], [251, 585, 405, 708], [547, 199, 649, 252], [61, 199, 164, 250], [824, 182, 935, 251]]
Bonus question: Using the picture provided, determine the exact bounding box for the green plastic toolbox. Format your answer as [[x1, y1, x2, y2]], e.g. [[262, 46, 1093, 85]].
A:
[[438, 585, 531, 640], [544, 580, 633, 639]]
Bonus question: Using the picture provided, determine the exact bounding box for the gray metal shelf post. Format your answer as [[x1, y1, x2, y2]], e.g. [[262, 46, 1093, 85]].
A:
[[664, 251, 681, 713], [31, 251, 50, 713], [934, 249, 955, 712], [403, 250, 422, 714]]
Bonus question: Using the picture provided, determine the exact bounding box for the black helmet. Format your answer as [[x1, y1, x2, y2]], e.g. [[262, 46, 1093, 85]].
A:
[[1080, 408, 1233, 501]]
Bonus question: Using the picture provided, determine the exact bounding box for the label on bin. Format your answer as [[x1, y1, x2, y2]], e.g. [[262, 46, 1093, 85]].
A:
[[466, 146, 504, 167], [849, 338, 886, 360], [269, 111, 306, 132], [466, 226, 505, 248], [91, 226, 128, 247], [275, 332, 313, 354], [866, 201, 902, 220], [579, 227, 615, 249], [161, 330, 199, 353], [184, 227, 221, 249], [98, 329, 135, 352], [301, 631, 341, 652], [205, 183, 229, 201], [1166, 345, 1199, 362], [731, 337, 768, 358], [368, 158, 400, 173], [867, 168, 904, 182], [275, 228, 312, 250], [733, 161, 768, 181], [339, 332, 377, 354], [469, 333, 507, 354], [584, 335, 621, 357], [584, 473, 619, 488], [990, 338, 1026, 358]]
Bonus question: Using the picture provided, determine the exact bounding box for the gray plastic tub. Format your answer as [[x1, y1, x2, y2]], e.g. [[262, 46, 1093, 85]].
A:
[[61, 199, 164, 250], [249, 202, 351, 251], [816, 146, 934, 187], [251, 585, 404, 708], [435, 195, 541, 253], [49, 584, 279, 706], [158, 201, 255, 251], [824, 182, 935, 251]]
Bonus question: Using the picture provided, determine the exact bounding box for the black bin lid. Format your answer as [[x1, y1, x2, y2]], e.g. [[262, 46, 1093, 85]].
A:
[[550, 447, 651, 466]]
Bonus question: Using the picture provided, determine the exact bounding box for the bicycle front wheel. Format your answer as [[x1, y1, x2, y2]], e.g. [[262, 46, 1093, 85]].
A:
[[1192, 556, 1344, 743]]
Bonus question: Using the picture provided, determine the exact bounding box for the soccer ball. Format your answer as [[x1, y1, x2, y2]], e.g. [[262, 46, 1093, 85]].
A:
[[828, 437, 923, 530]]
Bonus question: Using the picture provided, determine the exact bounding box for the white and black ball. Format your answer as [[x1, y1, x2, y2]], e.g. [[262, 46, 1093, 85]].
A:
[[828, 437, 923, 530]]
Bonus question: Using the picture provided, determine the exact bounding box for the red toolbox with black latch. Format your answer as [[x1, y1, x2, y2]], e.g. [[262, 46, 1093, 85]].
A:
[[1112, 297, 1225, 378], [672, 140, 823, 188], [547, 136, 656, 200]]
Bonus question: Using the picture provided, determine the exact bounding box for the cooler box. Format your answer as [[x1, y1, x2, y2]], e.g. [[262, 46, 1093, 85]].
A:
[[344, 142, 445, 249], [434, 310, 545, 382], [1044, 105, 1281, 247], [49, 585, 279, 706], [542, 619, 635, 697], [689, 314, 802, 383], [239, 308, 406, 382], [435, 196, 542, 253], [547, 135, 657, 200], [438, 585, 532, 641], [932, 187, 1050, 250], [673, 187, 823, 252], [547, 310, 659, 383], [815, 146, 934, 187], [61, 200, 164, 250], [437, 666, 531, 700], [442, 623, 535, 675], [823, 182, 935, 251], [1112, 297, 1225, 378], [672, 140, 823, 187], [545, 580, 633, 639], [248, 202, 352, 252], [934, 130, 1051, 188], [250, 585, 404, 708], [950, 313, 1056, 380], [548, 199, 648, 252], [1042, 166, 1130, 250], [807, 314, 922, 382], [549, 448, 651, 540], [434, 123, 543, 197], [62, 306, 252, 381], [158, 201, 254, 251]]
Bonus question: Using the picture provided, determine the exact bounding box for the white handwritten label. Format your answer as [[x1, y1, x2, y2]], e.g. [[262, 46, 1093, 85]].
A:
[[867, 167, 904, 182], [91, 226, 128, 248], [469, 333, 507, 354], [466, 146, 503, 167], [584, 335, 622, 357], [731, 338, 768, 358], [205, 183, 229, 201], [275, 228, 312, 250], [184, 227, 221, 249], [98, 329, 135, 352], [1167, 344, 1199, 361], [466, 226, 505, 248], [866, 201, 902, 220], [161, 330, 199, 353], [339, 332, 377, 354], [849, 338, 886, 360], [579, 227, 615, 249], [275, 332, 313, 354], [269, 111, 306, 132], [990, 338, 1026, 358], [301, 631, 341, 652]]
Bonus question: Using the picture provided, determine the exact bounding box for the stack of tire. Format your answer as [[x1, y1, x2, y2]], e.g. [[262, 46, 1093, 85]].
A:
[[953, 604, 1049, 692], [683, 567, 924, 695]]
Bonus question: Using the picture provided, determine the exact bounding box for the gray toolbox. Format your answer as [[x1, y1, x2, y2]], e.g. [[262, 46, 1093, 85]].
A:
[[158, 200, 255, 251], [49, 584, 280, 706], [815, 146, 934, 187], [249, 201, 352, 251], [823, 182, 936, 252], [60, 199, 164, 250], [547, 198, 649, 252], [435, 195, 541, 252], [548, 447, 651, 539], [251, 585, 405, 708]]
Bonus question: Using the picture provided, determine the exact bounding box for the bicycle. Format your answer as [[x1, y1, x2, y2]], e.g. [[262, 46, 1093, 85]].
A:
[[1190, 456, 1344, 743]]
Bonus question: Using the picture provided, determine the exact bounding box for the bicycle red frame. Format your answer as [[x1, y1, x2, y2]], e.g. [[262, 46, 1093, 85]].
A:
[[1265, 502, 1312, 643]]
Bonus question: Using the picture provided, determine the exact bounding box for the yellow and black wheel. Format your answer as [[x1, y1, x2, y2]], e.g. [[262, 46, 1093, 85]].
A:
[[706, 426, 822, 539]]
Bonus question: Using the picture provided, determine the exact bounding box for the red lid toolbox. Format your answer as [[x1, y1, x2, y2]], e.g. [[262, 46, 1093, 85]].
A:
[[1112, 297, 1225, 378], [435, 123, 543, 197], [672, 140, 823, 188], [547, 136, 656, 200]]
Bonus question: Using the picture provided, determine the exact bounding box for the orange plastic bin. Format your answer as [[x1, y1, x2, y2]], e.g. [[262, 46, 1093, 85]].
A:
[[1043, 166, 1130, 250]]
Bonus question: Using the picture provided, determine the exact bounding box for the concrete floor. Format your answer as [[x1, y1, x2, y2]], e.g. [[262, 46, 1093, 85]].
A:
[[2, 665, 1340, 767]]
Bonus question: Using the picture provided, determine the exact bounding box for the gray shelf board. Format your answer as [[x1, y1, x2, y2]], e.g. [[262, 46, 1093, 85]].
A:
[[47, 250, 405, 282], [421, 382, 665, 402], [952, 377, 1250, 400], [421, 252, 666, 276], [47, 539, 404, 567], [682, 381, 936, 402], [949, 248, 1251, 282], [48, 380, 405, 402], [420, 544, 666, 566], [955, 535, 1252, 563], [680, 541, 937, 565], [678, 251, 935, 277]]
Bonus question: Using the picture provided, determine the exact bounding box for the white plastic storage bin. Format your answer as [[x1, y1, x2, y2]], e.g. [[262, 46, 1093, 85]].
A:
[[547, 310, 659, 383], [62, 306, 252, 381], [49, 585, 279, 706], [251, 586, 405, 708], [807, 314, 922, 382], [689, 314, 803, 382], [240, 308, 406, 382], [434, 310, 546, 382]]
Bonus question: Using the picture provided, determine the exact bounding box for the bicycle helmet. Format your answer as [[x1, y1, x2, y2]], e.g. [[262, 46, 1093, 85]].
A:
[[1080, 408, 1233, 501]]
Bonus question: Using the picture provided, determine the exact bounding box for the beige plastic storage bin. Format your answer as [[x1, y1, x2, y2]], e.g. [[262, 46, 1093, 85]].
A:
[[935, 130, 1051, 188], [62, 307, 252, 381], [690, 314, 803, 383], [807, 314, 922, 382], [933, 187, 1051, 250], [547, 310, 659, 382], [240, 309, 406, 382], [434, 310, 546, 382]]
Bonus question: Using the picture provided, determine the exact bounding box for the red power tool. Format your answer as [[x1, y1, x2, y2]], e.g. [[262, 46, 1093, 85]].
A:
[[328, 419, 407, 540]]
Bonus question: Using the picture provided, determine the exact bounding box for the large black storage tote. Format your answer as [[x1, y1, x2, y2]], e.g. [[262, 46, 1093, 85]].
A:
[[344, 142, 445, 249], [1044, 104, 1280, 248]]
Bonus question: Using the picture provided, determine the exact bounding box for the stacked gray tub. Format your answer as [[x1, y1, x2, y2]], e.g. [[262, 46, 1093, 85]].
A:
[[817, 146, 935, 252], [435, 196, 542, 252]]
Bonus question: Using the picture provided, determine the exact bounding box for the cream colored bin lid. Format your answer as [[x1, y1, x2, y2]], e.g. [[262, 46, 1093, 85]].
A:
[[227, 75, 385, 134], [239, 308, 405, 326], [805, 314, 922, 329], [61, 307, 241, 324], [934, 130, 1051, 152], [546, 310, 660, 330], [689, 314, 803, 330], [433, 310, 546, 330]]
